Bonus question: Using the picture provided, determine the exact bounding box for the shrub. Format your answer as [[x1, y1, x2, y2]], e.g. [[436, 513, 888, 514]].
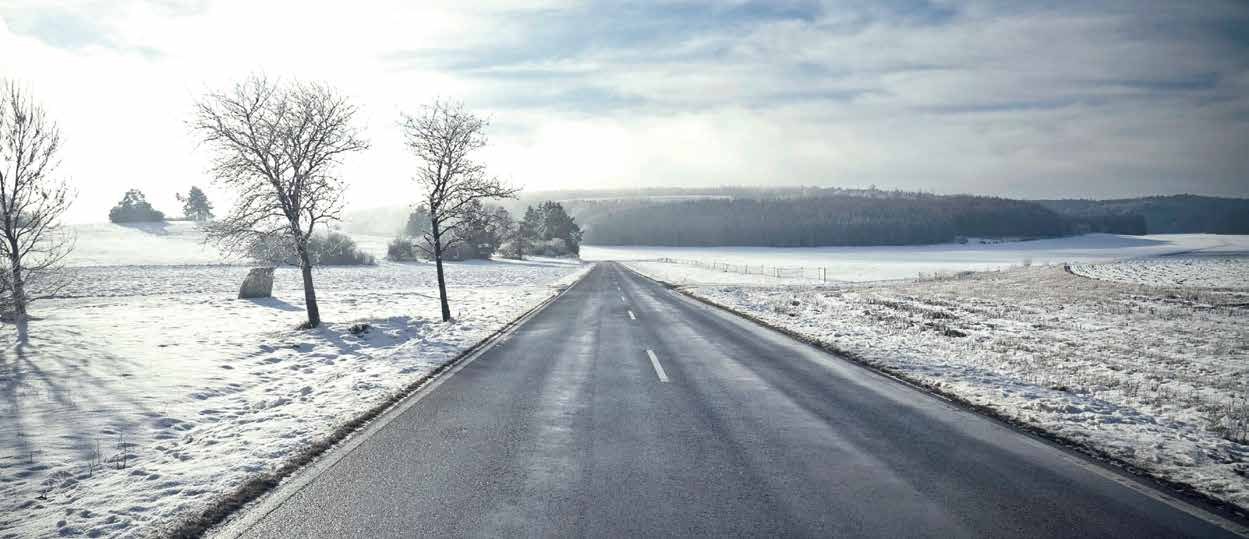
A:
[[496, 240, 522, 260], [387, 238, 419, 261], [247, 231, 375, 266], [307, 232, 375, 266], [533, 238, 576, 257], [108, 189, 165, 223], [386, 237, 487, 262]]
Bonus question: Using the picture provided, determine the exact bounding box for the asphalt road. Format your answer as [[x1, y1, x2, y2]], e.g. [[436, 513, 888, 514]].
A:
[[230, 262, 1244, 538]]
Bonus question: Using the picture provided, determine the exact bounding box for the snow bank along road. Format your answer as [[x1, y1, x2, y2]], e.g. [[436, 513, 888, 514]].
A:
[[223, 263, 1245, 538]]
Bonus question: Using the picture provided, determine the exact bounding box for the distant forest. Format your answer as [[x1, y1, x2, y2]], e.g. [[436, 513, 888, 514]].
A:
[[1037, 195, 1249, 235], [573, 189, 1246, 247]]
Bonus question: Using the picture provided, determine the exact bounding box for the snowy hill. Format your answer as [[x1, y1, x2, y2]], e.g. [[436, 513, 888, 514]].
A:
[[66, 221, 230, 266], [65, 222, 395, 267]]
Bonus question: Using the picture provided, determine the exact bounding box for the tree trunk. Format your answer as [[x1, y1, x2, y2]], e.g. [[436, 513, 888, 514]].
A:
[[297, 246, 321, 328], [8, 255, 25, 318], [8, 253, 28, 342], [431, 221, 452, 322]]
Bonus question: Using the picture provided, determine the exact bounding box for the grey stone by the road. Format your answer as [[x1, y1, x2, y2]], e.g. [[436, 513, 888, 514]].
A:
[[238, 267, 275, 299]]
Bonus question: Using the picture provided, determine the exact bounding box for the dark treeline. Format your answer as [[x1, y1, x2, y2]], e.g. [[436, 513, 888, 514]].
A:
[[583, 195, 1086, 247], [1038, 195, 1249, 234]]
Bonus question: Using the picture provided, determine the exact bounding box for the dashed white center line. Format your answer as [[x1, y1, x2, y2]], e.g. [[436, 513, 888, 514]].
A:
[[627, 310, 636, 320], [646, 349, 669, 382]]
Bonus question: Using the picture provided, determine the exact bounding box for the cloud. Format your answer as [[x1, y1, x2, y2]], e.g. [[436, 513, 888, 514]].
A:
[[0, 0, 1246, 223]]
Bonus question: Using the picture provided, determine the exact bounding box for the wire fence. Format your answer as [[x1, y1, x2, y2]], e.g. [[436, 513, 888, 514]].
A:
[[654, 257, 836, 282]]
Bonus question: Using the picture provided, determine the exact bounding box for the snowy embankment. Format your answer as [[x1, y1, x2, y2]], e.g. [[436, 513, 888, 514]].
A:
[[1, 222, 590, 538], [624, 239, 1249, 511]]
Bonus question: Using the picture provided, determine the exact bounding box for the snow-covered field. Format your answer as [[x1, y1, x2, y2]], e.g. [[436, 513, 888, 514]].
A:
[[585, 233, 1249, 282], [625, 257, 1249, 511], [65, 221, 401, 269], [1, 223, 589, 538], [1071, 257, 1248, 289], [65, 222, 232, 267]]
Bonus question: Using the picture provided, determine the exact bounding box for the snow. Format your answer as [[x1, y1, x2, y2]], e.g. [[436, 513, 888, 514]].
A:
[[1071, 257, 1248, 289], [65, 222, 231, 267], [625, 258, 1249, 511], [1, 224, 590, 538], [585, 233, 1249, 282], [64, 221, 399, 269], [8, 224, 1245, 535]]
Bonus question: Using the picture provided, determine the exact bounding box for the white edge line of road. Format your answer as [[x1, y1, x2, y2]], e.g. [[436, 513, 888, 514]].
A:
[[646, 349, 670, 383], [614, 262, 1249, 538], [209, 264, 597, 539]]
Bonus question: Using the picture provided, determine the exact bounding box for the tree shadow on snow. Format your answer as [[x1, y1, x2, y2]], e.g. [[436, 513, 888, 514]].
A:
[[460, 257, 582, 269], [0, 334, 154, 468], [116, 221, 171, 236], [305, 316, 438, 356], [243, 297, 302, 312]]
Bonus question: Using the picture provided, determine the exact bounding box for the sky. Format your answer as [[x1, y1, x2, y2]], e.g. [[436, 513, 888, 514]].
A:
[[1, 0, 1247, 223]]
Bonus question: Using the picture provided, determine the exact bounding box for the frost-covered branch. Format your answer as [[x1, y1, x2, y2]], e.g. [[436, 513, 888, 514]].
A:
[[400, 100, 518, 321], [190, 75, 368, 328], [0, 79, 75, 330]]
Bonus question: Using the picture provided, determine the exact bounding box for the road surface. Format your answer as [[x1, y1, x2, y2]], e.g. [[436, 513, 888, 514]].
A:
[[227, 262, 1244, 538]]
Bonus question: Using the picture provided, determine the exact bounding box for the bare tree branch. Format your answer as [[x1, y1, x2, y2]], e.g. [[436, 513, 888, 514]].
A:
[[400, 100, 518, 321], [0, 79, 75, 336], [190, 75, 368, 328]]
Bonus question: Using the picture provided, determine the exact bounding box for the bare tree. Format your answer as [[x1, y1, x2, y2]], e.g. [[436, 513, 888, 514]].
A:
[[401, 101, 517, 322], [190, 76, 367, 328], [0, 79, 74, 340]]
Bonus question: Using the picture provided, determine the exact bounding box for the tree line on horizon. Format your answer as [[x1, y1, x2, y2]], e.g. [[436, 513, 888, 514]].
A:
[[1037, 195, 1249, 235], [581, 195, 1148, 247], [545, 187, 1246, 244]]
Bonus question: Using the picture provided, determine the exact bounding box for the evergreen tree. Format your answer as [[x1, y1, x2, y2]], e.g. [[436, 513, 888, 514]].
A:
[[490, 206, 515, 253], [453, 200, 501, 259], [177, 186, 214, 221], [404, 206, 432, 238], [536, 201, 583, 254], [515, 206, 542, 259], [492, 207, 523, 259]]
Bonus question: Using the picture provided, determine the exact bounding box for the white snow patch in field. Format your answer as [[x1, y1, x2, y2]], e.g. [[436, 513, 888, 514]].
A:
[[1, 256, 590, 537], [586, 233, 1249, 282], [627, 261, 1249, 510]]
